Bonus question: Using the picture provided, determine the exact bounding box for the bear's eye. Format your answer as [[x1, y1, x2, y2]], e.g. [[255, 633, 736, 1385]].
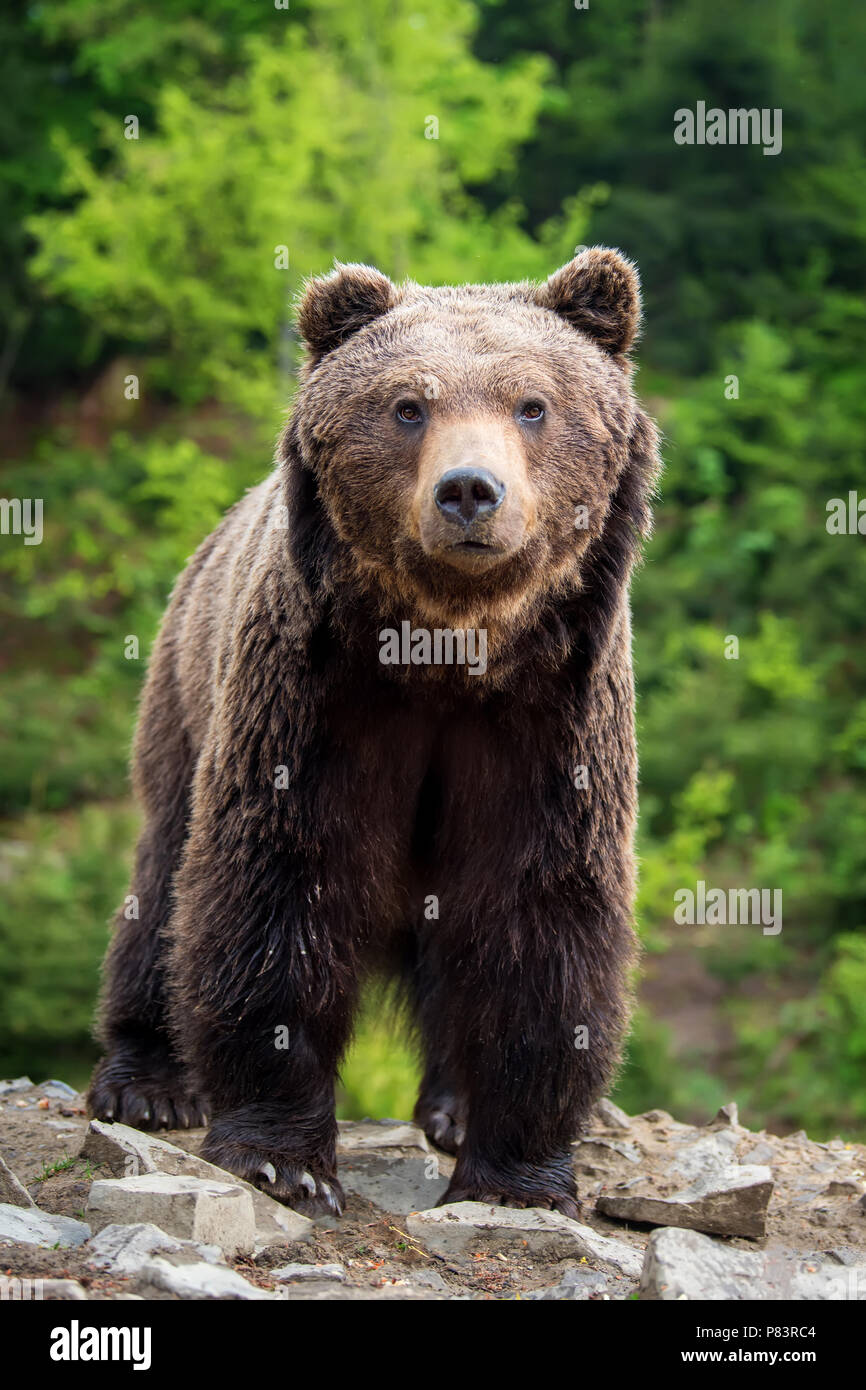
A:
[[518, 401, 545, 422], [396, 401, 424, 424]]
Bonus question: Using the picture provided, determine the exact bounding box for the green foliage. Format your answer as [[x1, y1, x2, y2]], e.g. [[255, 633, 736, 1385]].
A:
[[0, 805, 137, 1084], [337, 990, 421, 1122], [28, 1, 558, 409], [0, 431, 264, 813]]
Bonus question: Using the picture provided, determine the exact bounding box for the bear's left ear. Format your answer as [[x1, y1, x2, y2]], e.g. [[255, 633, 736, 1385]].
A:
[[535, 247, 641, 356], [297, 262, 398, 362]]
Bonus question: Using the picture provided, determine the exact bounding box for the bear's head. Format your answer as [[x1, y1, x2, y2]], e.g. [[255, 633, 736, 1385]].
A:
[[283, 249, 659, 635]]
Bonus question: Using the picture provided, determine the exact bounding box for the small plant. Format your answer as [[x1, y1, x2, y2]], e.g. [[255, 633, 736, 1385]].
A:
[[38, 1155, 76, 1181]]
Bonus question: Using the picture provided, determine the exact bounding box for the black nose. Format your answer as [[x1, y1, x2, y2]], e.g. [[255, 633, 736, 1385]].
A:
[[433, 467, 506, 526]]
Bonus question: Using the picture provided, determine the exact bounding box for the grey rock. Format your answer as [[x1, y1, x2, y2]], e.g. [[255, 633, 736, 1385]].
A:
[[86, 1174, 255, 1258], [710, 1102, 740, 1127], [271, 1262, 347, 1283], [670, 1129, 740, 1180], [0, 1078, 32, 1095], [786, 1264, 866, 1300], [86, 1221, 223, 1274], [407, 1201, 642, 1276], [39, 1081, 78, 1100], [0, 1203, 90, 1249], [340, 1151, 449, 1215], [640, 1227, 866, 1301], [523, 1266, 614, 1300], [574, 1137, 642, 1167], [594, 1098, 632, 1131], [39, 1279, 89, 1300], [408, 1269, 449, 1291], [784, 1130, 809, 1145], [0, 1153, 35, 1208], [823, 1178, 863, 1197], [821, 1247, 862, 1266], [640, 1227, 767, 1300], [137, 1256, 274, 1300], [740, 1141, 775, 1165], [80, 1119, 202, 1179], [337, 1120, 430, 1151], [598, 1163, 774, 1239], [337, 1119, 449, 1214], [80, 1120, 313, 1248]]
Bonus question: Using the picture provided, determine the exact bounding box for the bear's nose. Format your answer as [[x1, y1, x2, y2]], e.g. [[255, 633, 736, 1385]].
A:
[[433, 467, 506, 526]]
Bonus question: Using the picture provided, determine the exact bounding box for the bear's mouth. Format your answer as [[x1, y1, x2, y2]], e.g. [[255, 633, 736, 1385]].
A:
[[436, 537, 513, 573]]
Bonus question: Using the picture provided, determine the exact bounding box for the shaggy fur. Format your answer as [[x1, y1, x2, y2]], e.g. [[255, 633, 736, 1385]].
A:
[[88, 248, 662, 1217]]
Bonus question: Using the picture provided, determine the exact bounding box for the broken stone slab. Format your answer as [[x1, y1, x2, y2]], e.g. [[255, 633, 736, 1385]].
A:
[[337, 1120, 430, 1152], [80, 1120, 313, 1248], [136, 1256, 274, 1300], [598, 1164, 773, 1239], [823, 1246, 863, 1265], [740, 1141, 775, 1165], [823, 1178, 864, 1197], [339, 1149, 450, 1215], [0, 1078, 32, 1095], [0, 1153, 35, 1208], [86, 1174, 255, 1258], [709, 1102, 740, 1128], [785, 1264, 866, 1300], [0, 1203, 91, 1249], [337, 1118, 450, 1214], [640, 1227, 866, 1301], [407, 1268, 449, 1292], [640, 1228, 765, 1300], [86, 1222, 223, 1275], [569, 1227, 643, 1278], [271, 1262, 347, 1283], [522, 1266, 615, 1300], [80, 1119, 199, 1178], [39, 1080, 79, 1100], [669, 1128, 741, 1180], [574, 1137, 642, 1169], [406, 1201, 642, 1276], [594, 1098, 632, 1131], [39, 1279, 89, 1300]]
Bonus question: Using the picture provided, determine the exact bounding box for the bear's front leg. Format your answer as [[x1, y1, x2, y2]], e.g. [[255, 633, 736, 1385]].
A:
[[166, 749, 359, 1215], [436, 913, 632, 1218]]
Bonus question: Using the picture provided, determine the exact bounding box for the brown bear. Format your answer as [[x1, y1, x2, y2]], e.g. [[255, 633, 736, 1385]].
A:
[[88, 248, 661, 1218]]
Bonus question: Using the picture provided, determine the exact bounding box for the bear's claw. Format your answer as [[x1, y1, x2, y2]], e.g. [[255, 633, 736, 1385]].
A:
[[414, 1090, 468, 1155], [88, 1049, 207, 1131], [439, 1150, 580, 1219], [253, 1160, 343, 1214], [440, 1181, 580, 1220], [203, 1128, 344, 1215]]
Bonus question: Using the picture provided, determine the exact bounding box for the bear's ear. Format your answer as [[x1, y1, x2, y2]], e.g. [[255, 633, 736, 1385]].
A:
[[536, 247, 641, 355], [296, 262, 398, 361]]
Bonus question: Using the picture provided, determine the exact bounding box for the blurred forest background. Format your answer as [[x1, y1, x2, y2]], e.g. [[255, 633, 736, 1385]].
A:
[[1, 0, 865, 1137]]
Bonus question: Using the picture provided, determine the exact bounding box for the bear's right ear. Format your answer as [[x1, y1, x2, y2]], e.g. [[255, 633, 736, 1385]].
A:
[[535, 247, 641, 356], [296, 262, 398, 362]]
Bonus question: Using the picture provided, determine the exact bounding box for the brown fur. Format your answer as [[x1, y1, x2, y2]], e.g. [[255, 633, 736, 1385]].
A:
[[88, 248, 661, 1217]]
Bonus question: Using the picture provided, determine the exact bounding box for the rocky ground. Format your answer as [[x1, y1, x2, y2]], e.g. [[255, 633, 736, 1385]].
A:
[[1, 1077, 865, 1300]]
